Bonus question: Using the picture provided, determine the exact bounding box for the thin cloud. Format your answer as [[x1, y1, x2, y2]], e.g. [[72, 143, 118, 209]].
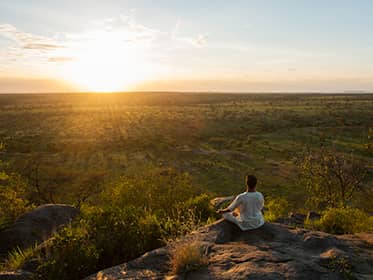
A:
[[90, 14, 160, 44], [0, 15, 207, 59], [24, 43, 63, 50], [174, 33, 208, 48], [168, 19, 208, 48], [48, 56, 75, 62], [0, 23, 63, 51]]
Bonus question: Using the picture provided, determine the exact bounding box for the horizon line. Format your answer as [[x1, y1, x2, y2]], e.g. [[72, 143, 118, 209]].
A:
[[0, 90, 372, 95]]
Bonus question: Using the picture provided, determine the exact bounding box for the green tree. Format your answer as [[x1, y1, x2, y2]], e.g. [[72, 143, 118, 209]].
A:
[[298, 148, 367, 210]]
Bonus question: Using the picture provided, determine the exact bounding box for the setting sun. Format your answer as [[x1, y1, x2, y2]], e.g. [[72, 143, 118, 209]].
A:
[[62, 31, 150, 92]]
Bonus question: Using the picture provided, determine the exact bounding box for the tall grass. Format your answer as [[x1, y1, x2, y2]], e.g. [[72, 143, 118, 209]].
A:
[[170, 241, 209, 275], [0, 245, 39, 272]]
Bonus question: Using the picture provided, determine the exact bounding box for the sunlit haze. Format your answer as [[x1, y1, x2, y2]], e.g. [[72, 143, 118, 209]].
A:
[[1, 0, 373, 92]]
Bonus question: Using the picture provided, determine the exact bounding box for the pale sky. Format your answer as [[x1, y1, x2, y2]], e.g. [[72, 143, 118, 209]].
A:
[[1, 0, 373, 93]]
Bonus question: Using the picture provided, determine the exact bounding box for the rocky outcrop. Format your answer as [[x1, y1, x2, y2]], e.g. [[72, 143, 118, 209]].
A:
[[84, 220, 373, 280], [0, 204, 79, 256]]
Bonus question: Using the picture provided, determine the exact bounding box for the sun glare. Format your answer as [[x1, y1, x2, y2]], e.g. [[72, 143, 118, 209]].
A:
[[62, 31, 150, 92]]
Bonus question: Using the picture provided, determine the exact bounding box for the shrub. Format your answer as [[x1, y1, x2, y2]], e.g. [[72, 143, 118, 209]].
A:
[[184, 194, 216, 222], [264, 197, 289, 222], [159, 195, 216, 241], [138, 214, 164, 251], [170, 242, 208, 275], [34, 224, 99, 280], [161, 208, 202, 242], [0, 144, 31, 228], [33, 205, 165, 280], [308, 207, 373, 234], [0, 172, 31, 228], [98, 170, 215, 240], [85, 206, 148, 266], [101, 168, 196, 218]]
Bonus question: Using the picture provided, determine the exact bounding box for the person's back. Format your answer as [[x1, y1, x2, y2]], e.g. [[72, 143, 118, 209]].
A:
[[217, 175, 265, 230]]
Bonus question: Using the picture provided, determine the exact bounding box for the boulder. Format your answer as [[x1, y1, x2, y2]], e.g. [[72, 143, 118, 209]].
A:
[[275, 212, 306, 226], [307, 211, 321, 221], [289, 213, 306, 223], [0, 204, 79, 255]]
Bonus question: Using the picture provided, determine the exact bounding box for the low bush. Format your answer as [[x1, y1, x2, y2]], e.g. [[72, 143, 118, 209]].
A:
[[184, 194, 217, 222], [264, 197, 289, 222], [100, 168, 197, 218], [34, 224, 99, 280], [32, 206, 164, 280], [0, 172, 31, 228], [306, 207, 373, 234]]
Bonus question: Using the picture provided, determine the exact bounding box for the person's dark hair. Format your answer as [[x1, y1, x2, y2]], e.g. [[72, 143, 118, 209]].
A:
[[245, 174, 257, 190]]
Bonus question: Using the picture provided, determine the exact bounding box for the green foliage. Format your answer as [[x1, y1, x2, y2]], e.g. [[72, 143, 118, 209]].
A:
[[306, 207, 373, 234], [87, 206, 164, 265], [184, 194, 216, 222], [99, 168, 216, 237], [298, 149, 367, 210], [33, 206, 164, 280], [161, 208, 203, 241], [0, 145, 31, 228], [0, 245, 39, 272], [0, 182, 30, 228], [154, 194, 216, 241], [34, 224, 99, 280], [138, 214, 164, 251], [101, 167, 196, 218], [264, 197, 289, 222]]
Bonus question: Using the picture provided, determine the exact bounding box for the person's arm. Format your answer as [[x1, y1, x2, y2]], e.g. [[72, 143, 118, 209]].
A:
[[216, 195, 240, 214]]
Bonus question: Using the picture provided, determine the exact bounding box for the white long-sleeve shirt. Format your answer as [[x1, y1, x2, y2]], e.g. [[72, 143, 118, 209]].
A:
[[227, 191, 265, 230]]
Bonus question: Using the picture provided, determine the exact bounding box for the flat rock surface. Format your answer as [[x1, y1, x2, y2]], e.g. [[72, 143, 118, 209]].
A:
[[84, 220, 373, 280]]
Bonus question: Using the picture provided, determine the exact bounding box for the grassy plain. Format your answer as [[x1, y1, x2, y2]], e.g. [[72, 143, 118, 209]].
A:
[[0, 93, 372, 210]]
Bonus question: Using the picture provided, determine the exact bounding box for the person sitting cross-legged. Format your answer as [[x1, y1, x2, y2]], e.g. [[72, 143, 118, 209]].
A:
[[217, 174, 265, 230]]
